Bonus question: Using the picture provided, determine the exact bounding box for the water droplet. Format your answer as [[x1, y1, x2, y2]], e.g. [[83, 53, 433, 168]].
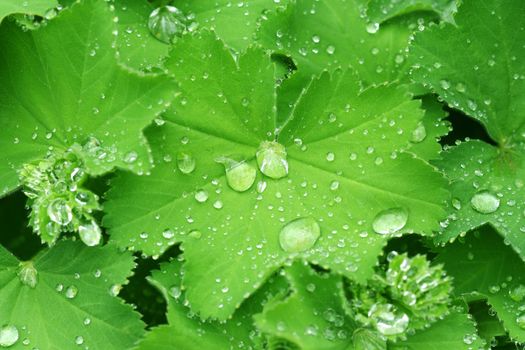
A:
[[109, 284, 122, 297], [169, 286, 182, 299], [216, 157, 256, 192], [366, 22, 380, 34], [326, 152, 335, 162], [177, 152, 196, 174], [47, 198, 73, 225], [75, 336, 84, 345], [78, 221, 102, 247], [516, 314, 525, 329], [368, 303, 409, 336], [18, 261, 38, 288], [471, 191, 500, 214], [162, 229, 175, 239], [123, 151, 138, 164], [510, 285, 525, 302], [148, 6, 187, 44], [372, 208, 408, 235], [188, 230, 202, 239], [0, 325, 19, 347], [65, 285, 78, 299], [439, 80, 450, 90], [326, 45, 335, 55], [256, 141, 288, 179], [279, 217, 321, 253], [411, 123, 427, 143], [194, 190, 209, 202]]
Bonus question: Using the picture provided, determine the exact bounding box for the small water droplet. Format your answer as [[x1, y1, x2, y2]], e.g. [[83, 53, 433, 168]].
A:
[[516, 314, 525, 329], [18, 261, 38, 288], [366, 22, 380, 34], [78, 221, 102, 247], [65, 285, 79, 299], [47, 198, 73, 225], [194, 190, 209, 202], [279, 217, 320, 253], [471, 191, 500, 214], [216, 157, 257, 192], [169, 286, 182, 299], [372, 208, 408, 235], [411, 123, 427, 143], [368, 303, 409, 336]]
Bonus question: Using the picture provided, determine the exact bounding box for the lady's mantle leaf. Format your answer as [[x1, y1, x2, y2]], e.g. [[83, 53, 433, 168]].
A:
[[0, 0, 57, 23], [104, 31, 448, 320], [436, 227, 525, 342], [0, 241, 144, 349], [0, 0, 176, 197], [254, 262, 354, 349], [410, 0, 525, 256]]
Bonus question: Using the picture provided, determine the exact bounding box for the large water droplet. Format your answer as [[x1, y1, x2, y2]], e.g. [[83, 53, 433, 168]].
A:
[[148, 6, 186, 44], [279, 217, 320, 253], [0, 325, 19, 347], [65, 285, 78, 299], [509, 285, 525, 302], [177, 152, 196, 174], [79, 221, 102, 247], [256, 141, 288, 179], [18, 261, 38, 288], [366, 22, 380, 34], [517, 314, 525, 329], [411, 123, 427, 143], [372, 208, 408, 235], [471, 191, 500, 214], [216, 157, 256, 192], [368, 303, 409, 336], [47, 198, 73, 225]]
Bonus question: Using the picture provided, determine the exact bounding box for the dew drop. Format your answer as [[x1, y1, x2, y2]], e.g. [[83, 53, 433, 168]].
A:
[[162, 229, 175, 239], [279, 217, 320, 253], [65, 285, 79, 299], [188, 230, 202, 239], [471, 191, 500, 214], [372, 208, 408, 235], [47, 198, 73, 225], [194, 190, 209, 203], [411, 123, 427, 143], [216, 157, 256, 192], [78, 221, 102, 247], [366, 22, 380, 34], [368, 303, 409, 336], [517, 314, 525, 329], [169, 286, 182, 299], [18, 261, 38, 288], [509, 285, 525, 302], [148, 6, 187, 44], [176, 152, 196, 174], [0, 325, 19, 347], [256, 141, 288, 179], [75, 336, 84, 345]]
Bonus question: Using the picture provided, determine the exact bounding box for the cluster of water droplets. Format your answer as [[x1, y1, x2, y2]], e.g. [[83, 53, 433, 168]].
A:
[[350, 252, 452, 340], [19, 146, 102, 246]]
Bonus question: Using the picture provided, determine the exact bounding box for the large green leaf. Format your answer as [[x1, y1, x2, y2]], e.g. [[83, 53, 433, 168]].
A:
[[436, 227, 525, 342], [0, 0, 176, 197], [104, 30, 448, 320], [0, 241, 144, 349], [410, 0, 525, 254], [0, 0, 57, 23], [254, 262, 354, 349], [389, 309, 485, 350]]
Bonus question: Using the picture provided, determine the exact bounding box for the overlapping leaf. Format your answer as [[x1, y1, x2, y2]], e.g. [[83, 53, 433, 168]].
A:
[[255, 262, 354, 349], [436, 227, 525, 342], [0, 241, 144, 349], [0, 0, 57, 23], [0, 0, 176, 197], [104, 30, 448, 319], [410, 0, 525, 256], [368, 0, 456, 24]]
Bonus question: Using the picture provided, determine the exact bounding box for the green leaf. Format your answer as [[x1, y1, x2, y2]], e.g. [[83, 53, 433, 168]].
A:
[[410, 0, 525, 253], [136, 259, 287, 349], [0, 241, 144, 349], [254, 262, 354, 349], [0, 0, 57, 23], [436, 227, 525, 342], [389, 309, 485, 350], [367, 0, 457, 24], [104, 31, 448, 320], [433, 141, 525, 256], [409, 0, 525, 145], [256, 0, 421, 119], [0, 0, 176, 197]]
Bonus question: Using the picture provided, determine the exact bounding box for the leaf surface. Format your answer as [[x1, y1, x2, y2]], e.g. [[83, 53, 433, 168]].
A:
[[0, 241, 144, 350], [104, 31, 448, 320], [0, 0, 57, 22]]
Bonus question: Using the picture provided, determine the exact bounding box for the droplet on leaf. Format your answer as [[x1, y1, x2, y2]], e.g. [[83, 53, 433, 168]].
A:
[[470, 191, 500, 214], [176, 152, 196, 174], [372, 208, 408, 235], [18, 261, 38, 288], [279, 217, 320, 253], [256, 141, 288, 179], [148, 6, 186, 44], [79, 221, 102, 247], [47, 198, 73, 225], [216, 157, 256, 192], [0, 325, 19, 347]]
